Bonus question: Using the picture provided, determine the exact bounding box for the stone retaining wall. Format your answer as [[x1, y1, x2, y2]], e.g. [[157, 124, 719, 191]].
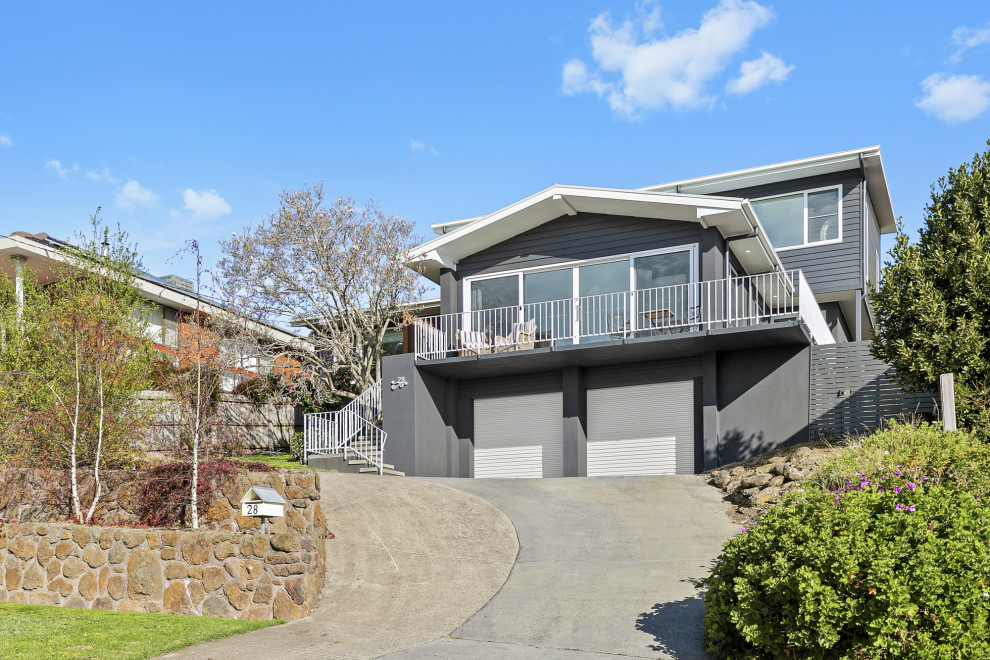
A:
[[0, 468, 323, 535], [0, 522, 324, 620]]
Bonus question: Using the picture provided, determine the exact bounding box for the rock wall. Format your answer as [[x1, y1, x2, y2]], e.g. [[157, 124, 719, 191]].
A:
[[0, 468, 323, 536], [0, 521, 324, 620]]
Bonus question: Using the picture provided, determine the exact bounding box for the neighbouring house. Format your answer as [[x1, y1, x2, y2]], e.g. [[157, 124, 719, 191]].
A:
[[0, 230, 308, 390], [305, 147, 937, 478]]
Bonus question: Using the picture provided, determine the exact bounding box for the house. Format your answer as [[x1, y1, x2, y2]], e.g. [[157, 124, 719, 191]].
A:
[[0, 230, 307, 389], [317, 147, 920, 478]]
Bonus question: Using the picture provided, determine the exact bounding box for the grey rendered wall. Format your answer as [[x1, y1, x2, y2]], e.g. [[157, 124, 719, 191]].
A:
[[381, 353, 453, 477], [716, 346, 811, 465], [820, 301, 852, 343], [448, 212, 725, 310], [810, 342, 936, 438], [721, 170, 864, 296]]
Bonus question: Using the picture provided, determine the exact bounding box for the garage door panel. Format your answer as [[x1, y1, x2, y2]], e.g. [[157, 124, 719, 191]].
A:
[[474, 392, 563, 478], [587, 381, 694, 476]]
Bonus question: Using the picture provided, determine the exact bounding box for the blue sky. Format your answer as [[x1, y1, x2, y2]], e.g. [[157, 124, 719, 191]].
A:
[[1, 1, 988, 283]]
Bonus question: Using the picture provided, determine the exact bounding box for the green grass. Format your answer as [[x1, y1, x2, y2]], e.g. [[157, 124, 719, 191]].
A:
[[232, 453, 317, 471], [0, 602, 281, 660]]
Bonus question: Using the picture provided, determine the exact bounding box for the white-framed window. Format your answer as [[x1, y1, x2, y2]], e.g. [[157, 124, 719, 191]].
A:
[[751, 185, 842, 251], [462, 245, 699, 313]]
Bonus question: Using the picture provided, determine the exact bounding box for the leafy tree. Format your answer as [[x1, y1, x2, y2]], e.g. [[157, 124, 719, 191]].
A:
[[0, 214, 158, 521], [217, 183, 425, 406], [871, 140, 990, 429]]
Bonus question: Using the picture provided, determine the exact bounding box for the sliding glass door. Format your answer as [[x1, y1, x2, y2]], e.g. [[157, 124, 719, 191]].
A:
[[463, 245, 697, 345], [633, 250, 693, 331]]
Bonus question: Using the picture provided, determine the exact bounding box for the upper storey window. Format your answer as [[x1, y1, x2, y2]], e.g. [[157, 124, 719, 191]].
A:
[[751, 186, 841, 250]]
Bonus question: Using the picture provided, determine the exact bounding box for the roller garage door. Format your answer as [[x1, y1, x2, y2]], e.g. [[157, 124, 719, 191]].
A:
[[587, 381, 695, 476], [474, 392, 564, 478]]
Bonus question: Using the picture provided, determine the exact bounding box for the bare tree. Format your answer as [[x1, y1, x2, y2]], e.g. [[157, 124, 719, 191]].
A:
[[151, 240, 259, 528], [217, 184, 425, 405]]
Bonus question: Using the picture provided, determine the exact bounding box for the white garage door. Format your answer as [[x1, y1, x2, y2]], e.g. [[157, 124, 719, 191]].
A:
[[587, 381, 695, 476], [474, 392, 564, 478]]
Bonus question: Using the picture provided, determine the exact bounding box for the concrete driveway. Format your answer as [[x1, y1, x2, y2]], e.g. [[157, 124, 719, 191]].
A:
[[161, 473, 518, 660], [385, 475, 736, 660]]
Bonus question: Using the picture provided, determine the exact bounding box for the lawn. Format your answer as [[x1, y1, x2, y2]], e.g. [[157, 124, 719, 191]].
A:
[[0, 602, 281, 660], [232, 453, 317, 471]]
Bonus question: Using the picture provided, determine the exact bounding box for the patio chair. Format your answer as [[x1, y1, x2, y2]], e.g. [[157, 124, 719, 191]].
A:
[[512, 318, 537, 350], [457, 329, 492, 356]]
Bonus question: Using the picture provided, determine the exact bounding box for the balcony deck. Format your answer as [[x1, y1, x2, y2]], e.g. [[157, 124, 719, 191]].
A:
[[410, 270, 832, 377]]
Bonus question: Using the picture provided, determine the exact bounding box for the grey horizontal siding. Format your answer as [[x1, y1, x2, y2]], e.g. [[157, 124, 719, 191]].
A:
[[721, 170, 864, 296], [455, 212, 713, 279], [810, 342, 936, 438]]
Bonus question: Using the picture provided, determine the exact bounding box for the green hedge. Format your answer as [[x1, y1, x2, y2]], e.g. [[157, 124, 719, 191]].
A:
[[703, 424, 990, 659]]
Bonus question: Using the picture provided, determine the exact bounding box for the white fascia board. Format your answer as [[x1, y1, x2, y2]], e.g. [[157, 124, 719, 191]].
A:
[[429, 215, 487, 236], [405, 185, 768, 282], [641, 146, 882, 195], [861, 151, 896, 233], [407, 185, 746, 262]]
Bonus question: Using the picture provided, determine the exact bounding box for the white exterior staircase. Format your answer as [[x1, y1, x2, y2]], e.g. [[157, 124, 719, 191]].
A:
[[303, 380, 404, 476]]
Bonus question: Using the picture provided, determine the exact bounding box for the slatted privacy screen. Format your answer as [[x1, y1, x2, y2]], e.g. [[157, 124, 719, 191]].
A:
[[810, 342, 936, 439]]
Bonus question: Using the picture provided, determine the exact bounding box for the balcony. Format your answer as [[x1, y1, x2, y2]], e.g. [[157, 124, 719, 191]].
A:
[[412, 270, 833, 362]]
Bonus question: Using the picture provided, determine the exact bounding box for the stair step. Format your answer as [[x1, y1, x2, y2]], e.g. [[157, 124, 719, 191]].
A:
[[357, 463, 395, 472], [382, 468, 405, 476]]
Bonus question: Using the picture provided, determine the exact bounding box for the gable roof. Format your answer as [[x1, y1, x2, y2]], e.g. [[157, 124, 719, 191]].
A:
[[640, 146, 896, 233], [408, 185, 781, 283]]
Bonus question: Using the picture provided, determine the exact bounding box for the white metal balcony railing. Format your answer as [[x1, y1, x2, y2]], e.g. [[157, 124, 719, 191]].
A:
[[412, 270, 833, 360]]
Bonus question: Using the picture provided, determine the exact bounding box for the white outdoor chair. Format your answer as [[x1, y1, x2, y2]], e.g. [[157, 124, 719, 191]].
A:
[[457, 329, 492, 356]]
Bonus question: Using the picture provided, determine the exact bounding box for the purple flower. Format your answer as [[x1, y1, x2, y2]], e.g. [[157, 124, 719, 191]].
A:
[[907, 505, 916, 512], [895, 487, 902, 495], [908, 482, 916, 491], [895, 504, 903, 511], [739, 528, 748, 533]]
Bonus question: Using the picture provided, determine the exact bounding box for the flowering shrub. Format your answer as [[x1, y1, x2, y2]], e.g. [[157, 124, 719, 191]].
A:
[[703, 468, 990, 658]]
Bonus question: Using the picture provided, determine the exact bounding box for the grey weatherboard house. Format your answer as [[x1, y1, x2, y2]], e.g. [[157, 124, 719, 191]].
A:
[[373, 147, 900, 478]]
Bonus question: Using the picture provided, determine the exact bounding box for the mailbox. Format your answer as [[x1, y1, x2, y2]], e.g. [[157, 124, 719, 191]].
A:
[[240, 486, 286, 533]]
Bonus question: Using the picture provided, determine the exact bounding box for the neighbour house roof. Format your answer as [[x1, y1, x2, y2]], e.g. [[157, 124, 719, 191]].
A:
[[0, 231, 308, 349], [413, 147, 896, 284], [409, 185, 781, 283]]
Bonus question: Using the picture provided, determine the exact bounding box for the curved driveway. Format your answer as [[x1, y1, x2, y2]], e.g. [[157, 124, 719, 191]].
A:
[[386, 475, 736, 660], [161, 473, 518, 660]]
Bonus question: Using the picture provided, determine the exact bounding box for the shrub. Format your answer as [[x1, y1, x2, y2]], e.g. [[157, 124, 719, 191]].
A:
[[703, 471, 990, 659], [139, 459, 276, 528], [289, 431, 305, 462], [816, 421, 990, 497]]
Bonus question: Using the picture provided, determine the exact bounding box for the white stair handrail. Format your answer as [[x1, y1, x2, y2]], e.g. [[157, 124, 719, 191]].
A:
[[303, 380, 388, 475]]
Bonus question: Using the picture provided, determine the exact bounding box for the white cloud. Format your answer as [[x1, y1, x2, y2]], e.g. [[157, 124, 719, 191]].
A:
[[0, 135, 11, 147], [409, 139, 438, 156], [181, 188, 231, 219], [116, 179, 159, 210], [85, 167, 120, 184], [727, 51, 794, 95], [916, 73, 990, 123], [44, 159, 78, 180], [561, 0, 776, 117], [950, 22, 990, 62]]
